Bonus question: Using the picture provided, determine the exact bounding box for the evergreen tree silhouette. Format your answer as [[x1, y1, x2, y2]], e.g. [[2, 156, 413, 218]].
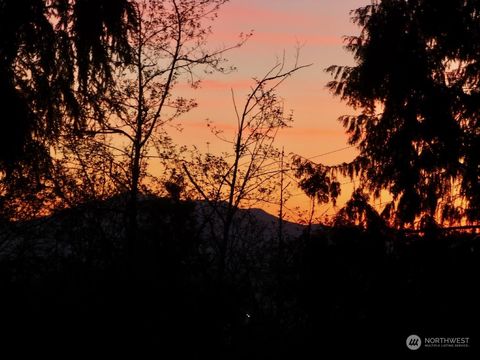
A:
[[327, 0, 480, 224], [0, 0, 136, 175]]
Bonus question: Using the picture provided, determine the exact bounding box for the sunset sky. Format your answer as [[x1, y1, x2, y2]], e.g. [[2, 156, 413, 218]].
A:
[[170, 0, 372, 219]]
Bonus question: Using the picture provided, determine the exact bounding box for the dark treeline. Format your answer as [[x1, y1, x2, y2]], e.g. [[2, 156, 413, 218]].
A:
[[1, 0, 479, 357], [0, 198, 479, 357]]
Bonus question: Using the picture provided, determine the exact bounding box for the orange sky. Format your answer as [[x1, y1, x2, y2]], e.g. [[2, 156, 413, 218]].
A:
[[168, 0, 371, 220]]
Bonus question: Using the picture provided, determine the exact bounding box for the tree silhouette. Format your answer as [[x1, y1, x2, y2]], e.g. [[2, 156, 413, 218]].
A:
[[326, 0, 480, 225], [183, 56, 308, 280], [64, 0, 245, 263], [0, 0, 136, 183]]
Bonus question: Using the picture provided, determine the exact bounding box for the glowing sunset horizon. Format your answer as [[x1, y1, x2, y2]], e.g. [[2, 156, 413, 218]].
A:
[[168, 0, 370, 220]]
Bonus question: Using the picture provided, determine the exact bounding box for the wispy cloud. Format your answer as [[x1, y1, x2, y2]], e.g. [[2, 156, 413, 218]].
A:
[[210, 31, 342, 47], [218, 3, 333, 30]]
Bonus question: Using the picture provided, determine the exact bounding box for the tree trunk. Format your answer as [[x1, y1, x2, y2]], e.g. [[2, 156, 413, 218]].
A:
[[126, 143, 142, 269], [219, 208, 233, 283]]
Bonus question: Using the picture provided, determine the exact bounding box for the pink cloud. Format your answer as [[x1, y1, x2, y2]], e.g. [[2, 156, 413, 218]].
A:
[[209, 3, 344, 47], [217, 3, 330, 29], [252, 32, 342, 46], [175, 79, 254, 92], [210, 31, 342, 47], [197, 79, 253, 90]]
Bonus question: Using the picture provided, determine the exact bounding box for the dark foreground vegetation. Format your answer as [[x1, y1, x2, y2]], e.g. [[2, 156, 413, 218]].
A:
[[1, 197, 478, 357]]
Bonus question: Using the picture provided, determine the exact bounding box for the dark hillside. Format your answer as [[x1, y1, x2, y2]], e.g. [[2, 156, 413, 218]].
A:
[[1, 197, 479, 357]]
